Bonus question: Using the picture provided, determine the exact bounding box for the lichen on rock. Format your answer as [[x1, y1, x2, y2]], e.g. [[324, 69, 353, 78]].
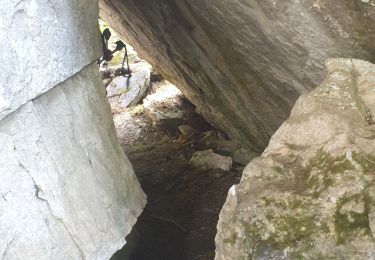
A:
[[215, 59, 375, 260]]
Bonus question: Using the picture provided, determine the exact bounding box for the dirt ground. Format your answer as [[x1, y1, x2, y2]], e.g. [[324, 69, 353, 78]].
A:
[[109, 83, 243, 260]]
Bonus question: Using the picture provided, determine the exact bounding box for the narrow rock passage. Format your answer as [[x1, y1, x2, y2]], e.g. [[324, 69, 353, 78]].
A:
[[109, 82, 243, 260]]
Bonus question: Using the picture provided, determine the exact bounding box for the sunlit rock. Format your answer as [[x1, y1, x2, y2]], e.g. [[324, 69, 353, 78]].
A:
[[0, 1, 146, 259], [0, 0, 101, 120], [0, 64, 146, 260]]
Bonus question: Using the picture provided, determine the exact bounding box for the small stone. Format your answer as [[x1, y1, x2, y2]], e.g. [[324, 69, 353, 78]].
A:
[[178, 125, 198, 138], [143, 82, 184, 122], [189, 149, 232, 171], [106, 63, 151, 108]]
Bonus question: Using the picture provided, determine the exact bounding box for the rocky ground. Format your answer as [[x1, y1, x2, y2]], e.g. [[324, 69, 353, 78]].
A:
[[108, 80, 246, 260], [96, 24, 258, 259]]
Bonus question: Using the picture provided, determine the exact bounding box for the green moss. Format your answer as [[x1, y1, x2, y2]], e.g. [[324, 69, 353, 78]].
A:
[[294, 149, 355, 195], [238, 149, 375, 257], [272, 166, 283, 174], [223, 231, 238, 245], [288, 198, 307, 209], [261, 196, 274, 207], [334, 193, 371, 244], [270, 215, 315, 248], [241, 211, 317, 258], [241, 219, 266, 257], [261, 196, 288, 209], [352, 152, 375, 175]]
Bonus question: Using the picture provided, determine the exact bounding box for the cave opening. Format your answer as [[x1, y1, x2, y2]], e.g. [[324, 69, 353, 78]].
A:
[[3, 1, 375, 259], [97, 21, 248, 260]]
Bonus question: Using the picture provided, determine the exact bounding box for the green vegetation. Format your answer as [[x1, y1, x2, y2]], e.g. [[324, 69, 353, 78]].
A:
[[223, 231, 238, 245]]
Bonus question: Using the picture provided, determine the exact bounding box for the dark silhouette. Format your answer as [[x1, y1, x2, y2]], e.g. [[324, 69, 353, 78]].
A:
[[97, 27, 132, 87]]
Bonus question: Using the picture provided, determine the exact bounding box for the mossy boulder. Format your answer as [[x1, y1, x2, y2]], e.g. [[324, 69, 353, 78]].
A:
[[215, 59, 375, 260]]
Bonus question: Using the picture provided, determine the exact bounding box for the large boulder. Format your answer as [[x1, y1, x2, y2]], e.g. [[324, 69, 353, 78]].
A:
[[100, 0, 375, 152], [0, 65, 146, 260], [215, 59, 375, 259], [0, 1, 146, 259]]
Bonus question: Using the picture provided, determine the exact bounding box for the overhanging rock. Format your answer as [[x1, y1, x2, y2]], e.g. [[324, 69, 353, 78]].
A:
[[100, 0, 375, 151]]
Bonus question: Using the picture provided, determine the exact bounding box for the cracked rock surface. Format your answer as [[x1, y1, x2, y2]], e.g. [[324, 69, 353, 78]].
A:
[[0, 0, 101, 120], [215, 59, 375, 259], [0, 65, 146, 260], [1, 1, 146, 259]]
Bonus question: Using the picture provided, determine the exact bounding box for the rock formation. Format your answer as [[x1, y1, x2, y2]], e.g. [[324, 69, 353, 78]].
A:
[[189, 149, 233, 172], [215, 59, 375, 259], [105, 62, 151, 108], [0, 1, 145, 259], [100, 0, 375, 152]]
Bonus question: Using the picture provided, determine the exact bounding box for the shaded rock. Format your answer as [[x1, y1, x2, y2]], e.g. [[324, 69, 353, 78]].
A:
[[106, 62, 151, 107], [215, 59, 375, 259], [189, 149, 232, 171], [233, 148, 259, 166], [100, 0, 375, 151], [199, 136, 238, 157], [178, 125, 198, 138], [150, 68, 164, 82], [199, 130, 219, 143], [99, 66, 114, 79], [143, 82, 184, 122]]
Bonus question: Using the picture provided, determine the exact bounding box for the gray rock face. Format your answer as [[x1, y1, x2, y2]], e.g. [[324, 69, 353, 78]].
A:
[[100, 0, 375, 152], [215, 59, 375, 259], [0, 64, 146, 260], [0, 0, 101, 120], [1, 1, 146, 259]]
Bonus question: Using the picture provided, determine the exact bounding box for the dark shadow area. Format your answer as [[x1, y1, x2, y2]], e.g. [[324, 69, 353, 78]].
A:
[[110, 90, 242, 260], [98, 22, 244, 260]]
